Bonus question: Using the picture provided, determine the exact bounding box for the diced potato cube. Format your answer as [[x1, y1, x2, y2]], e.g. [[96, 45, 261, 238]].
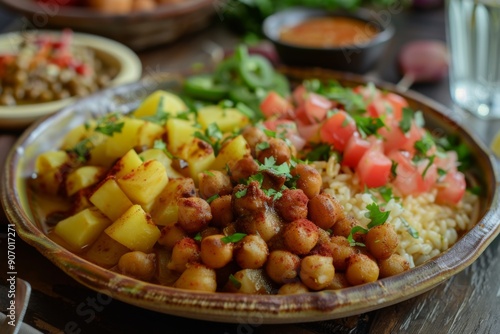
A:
[[197, 106, 249, 133], [32, 169, 64, 195], [104, 118, 145, 159], [105, 204, 161, 252], [132, 90, 188, 118], [83, 232, 130, 268], [211, 135, 251, 170], [54, 207, 112, 250], [137, 121, 165, 148], [166, 118, 199, 154], [139, 148, 184, 179], [66, 166, 106, 196], [179, 138, 216, 182], [150, 178, 195, 226], [35, 151, 70, 175], [112, 149, 143, 180], [90, 177, 134, 221], [60, 122, 94, 150], [117, 160, 169, 205]]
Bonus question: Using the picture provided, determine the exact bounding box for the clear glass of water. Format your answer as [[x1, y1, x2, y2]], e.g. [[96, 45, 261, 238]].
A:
[[445, 0, 500, 119]]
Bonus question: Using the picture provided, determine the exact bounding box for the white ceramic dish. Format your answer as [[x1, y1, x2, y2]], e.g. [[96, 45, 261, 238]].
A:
[[0, 30, 142, 129]]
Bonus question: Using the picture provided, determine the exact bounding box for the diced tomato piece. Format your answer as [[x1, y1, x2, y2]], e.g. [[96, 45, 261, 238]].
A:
[[435, 170, 466, 205], [384, 92, 408, 121], [297, 120, 322, 143], [320, 111, 357, 152], [260, 91, 293, 119], [378, 117, 423, 156], [388, 150, 438, 195], [353, 84, 381, 102], [304, 93, 331, 122], [434, 151, 459, 173], [342, 134, 372, 168], [292, 85, 308, 105], [357, 144, 392, 188]]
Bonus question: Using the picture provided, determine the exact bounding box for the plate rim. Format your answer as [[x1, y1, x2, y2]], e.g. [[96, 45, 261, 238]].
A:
[[2, 69, 500, 324], [0, 29, 142, 127]]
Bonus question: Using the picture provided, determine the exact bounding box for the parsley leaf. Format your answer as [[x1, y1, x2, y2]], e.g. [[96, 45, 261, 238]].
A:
[[306, 144, 333, 161], [391, 160, 398, 177], [194, 233, 202, 241], [377, 186, 394, 202], [69, 138, 93, 162], [256, 142, 270, 151], [194, 123, 224, 155], [94, 113, 124, 136], [153, 140, 174, 158], [421, 155, 435, 177], [235, 188, 248, 198]]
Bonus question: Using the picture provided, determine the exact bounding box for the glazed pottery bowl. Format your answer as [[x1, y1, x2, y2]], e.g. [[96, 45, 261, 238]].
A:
[[2, 68, 499, 324]]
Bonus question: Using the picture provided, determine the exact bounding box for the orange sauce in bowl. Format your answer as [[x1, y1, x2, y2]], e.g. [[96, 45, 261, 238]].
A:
[[279, 17, 379, 48]]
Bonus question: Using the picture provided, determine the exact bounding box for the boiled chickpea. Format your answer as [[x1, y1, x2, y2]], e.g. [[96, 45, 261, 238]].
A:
[[274, 189, 308, 222], [257, 138, 291, 165], [118, 251, 156, 281], [291, 164, 322, 199], [325, 272, 350, 290], [225, 269, 271, 294], [198, 170, 232, 199], [200, 234, 234, 269], [300, 255, 335, 291], [378, 254, 410, 278], [230, 157, 259, 184], [345, 253, 379, 286], [167, 238, 200, 273], [242, 126, 268, 156], [173, 263, 217, 292], [265, 250, 300, 284], [232, 181, 270, 216], [237, 209, 282, 242], [234, 234, 269, 269], [157, 224, 187, 250], [283, 219, 319, 255], [365, 224, 399, 260], [308, 193, 345, 230], [210, 195, 233, 228], [327, 236, 356, 271], [177, 197, 212, 233], [278, 282, 310, 295], [332, 215, 358, 238]]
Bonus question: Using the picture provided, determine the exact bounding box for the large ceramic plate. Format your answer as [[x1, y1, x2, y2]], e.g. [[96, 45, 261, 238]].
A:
[[2, 69, 499, 324], [0, 30, 142, 129]]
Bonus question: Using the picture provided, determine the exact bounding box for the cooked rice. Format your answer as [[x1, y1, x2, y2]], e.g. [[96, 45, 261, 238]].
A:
[[314, 155, 479, 268]]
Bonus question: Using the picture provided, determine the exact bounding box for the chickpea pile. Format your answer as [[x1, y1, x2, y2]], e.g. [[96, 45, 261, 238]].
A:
[[117, 126, 410, 294]]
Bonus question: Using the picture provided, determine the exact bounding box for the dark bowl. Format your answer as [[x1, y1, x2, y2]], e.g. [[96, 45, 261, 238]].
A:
[[0, 0, 215, 51], [263, 7, 395, 73]]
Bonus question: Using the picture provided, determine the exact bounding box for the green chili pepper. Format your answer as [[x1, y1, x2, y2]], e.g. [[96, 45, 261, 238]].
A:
[[183, 75, 229, 101], [238, 55, 274, 89]]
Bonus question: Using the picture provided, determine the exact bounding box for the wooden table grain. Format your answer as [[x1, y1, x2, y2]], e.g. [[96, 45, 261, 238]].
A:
[[1, 5, 500, 334]]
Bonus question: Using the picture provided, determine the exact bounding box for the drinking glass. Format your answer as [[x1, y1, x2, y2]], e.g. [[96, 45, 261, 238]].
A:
[[445, 0, 500, 119]]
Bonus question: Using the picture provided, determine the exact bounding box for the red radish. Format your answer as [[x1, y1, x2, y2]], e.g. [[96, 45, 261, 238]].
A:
[[399, 40, 449, 85]]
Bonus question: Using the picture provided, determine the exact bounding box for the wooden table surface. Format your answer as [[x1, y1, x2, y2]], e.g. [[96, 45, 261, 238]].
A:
[[1, 5, 500, 334]]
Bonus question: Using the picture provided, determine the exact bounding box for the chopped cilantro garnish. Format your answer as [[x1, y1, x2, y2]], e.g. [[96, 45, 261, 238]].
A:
[[399, 107, 414, 134], [400, 217, 419, 239], [391, 160, 398, 177], [69, 138, 93, 162], [221, 233, 247, 243], [256, 142, 270, 151], [235, 188, 248, 198], [248, 173, 264, 186], [263, 187, 284, 201], [347, 226, 368, 247], [366, 203, 390, 228], [437, 167, 447, 177], [414, 132, 435, 155], [153, 140, 174, 158], [353, 115, 385, 138], [468, 185, 481, 195], [94, 113, 124, 136], [421, 155, 436, 177], [194, 123, 224, 155], [229, 274, 242, 289], [306, 144, 333, 161], [194, 233, 202, 241], [206, 194, 219, 204], [377, 186, 394, 202]]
